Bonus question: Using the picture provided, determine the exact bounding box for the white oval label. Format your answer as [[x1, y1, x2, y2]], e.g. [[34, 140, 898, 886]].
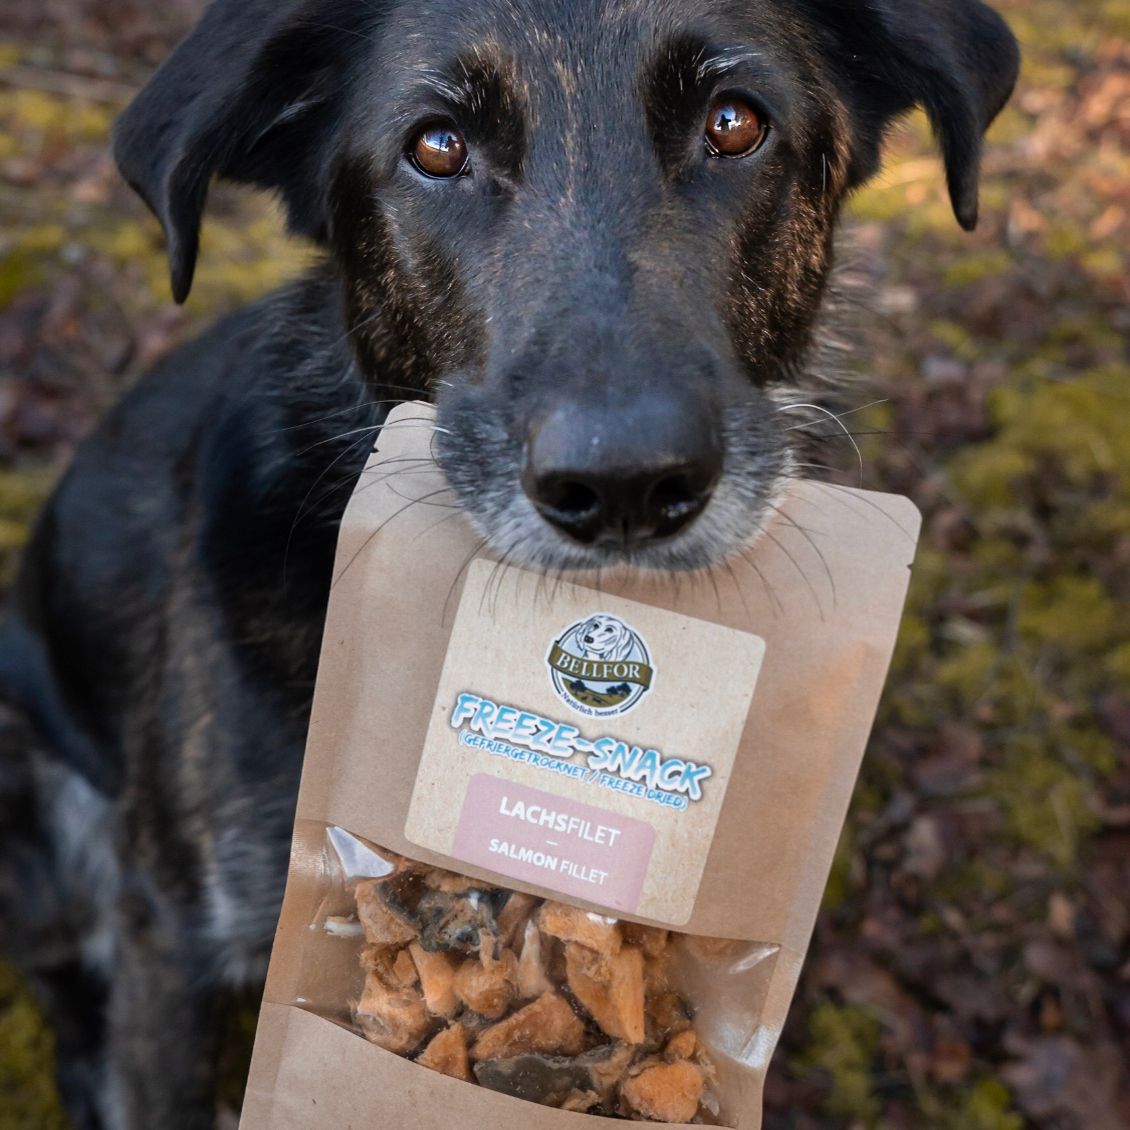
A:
[[546, 613, 654, 718]]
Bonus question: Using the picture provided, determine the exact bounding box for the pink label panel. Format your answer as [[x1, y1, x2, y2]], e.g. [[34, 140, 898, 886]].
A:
[[453, 774, 656, 915]]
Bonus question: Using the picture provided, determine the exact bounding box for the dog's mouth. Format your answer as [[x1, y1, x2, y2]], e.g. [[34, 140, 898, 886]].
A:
[[432, 389, 795, 576]]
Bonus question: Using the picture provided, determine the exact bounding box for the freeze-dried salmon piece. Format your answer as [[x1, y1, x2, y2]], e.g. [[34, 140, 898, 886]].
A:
[[394, 948, 418, 986], [621, 1059, 705, 1124], [418, 888, 507, 956], [455, 947, 518, 1018], [417, 1022, 472, 1082], [355, 879, 418, 946], [561, 1090, 602, 1113], [565, 943, 645, 1044], [539, 901, 622, 954], [355, 971, 432, 1055], [360, 944, 419, 990], [664, 1030, 696, 1061], [622, 923, 670, 959], [647, 991, 692, 1038], [644, 947, 674, 995], [517, 920, 553, 999], [478, 931, 506, 970], [496, 891, 539, 948], [409, 942, 459, 1017], [470, 992, 585, 1062], [584, 1042, 637, 1101]]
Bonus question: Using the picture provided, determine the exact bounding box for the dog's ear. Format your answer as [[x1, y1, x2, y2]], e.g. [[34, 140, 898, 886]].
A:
[[802, 0, 1020, 230], [113, 0, 383, 302]]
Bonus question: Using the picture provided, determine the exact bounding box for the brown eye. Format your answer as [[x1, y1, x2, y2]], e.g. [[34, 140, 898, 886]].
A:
[[411, 123, 470, 178], [705, 97, 768, 158]]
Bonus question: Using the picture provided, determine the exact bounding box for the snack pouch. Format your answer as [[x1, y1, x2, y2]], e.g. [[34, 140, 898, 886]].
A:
[[239, 403, 921, 1129]]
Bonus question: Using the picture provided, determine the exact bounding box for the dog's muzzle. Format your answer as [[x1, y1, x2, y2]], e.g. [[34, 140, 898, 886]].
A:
[[520, 391, 723, 550]]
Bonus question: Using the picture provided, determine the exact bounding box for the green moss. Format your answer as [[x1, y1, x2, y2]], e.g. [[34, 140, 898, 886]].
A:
[[0, 254, 36, 310], [1081, 246, 1126, 284], [0, 224, 72, 309], [965, 367, 1130, 495], [1018, 575, 1122, 655], [793, 1003, 882, 1126], [0, 468, 56, 585], [0, 964, 69, 1130], [942, 249, 1015, 289], [989, 737, 1098, 868], [191, 210, 313, 307], [917, 1078, 1024, 1130], [0, 89, 114, 144], [1106, 642, 1130, 684], [80, 204, 310, 312], [928, 320, 983, 363], [849, 181, 918, 224], [849, 121, 959, 232], [1100, 0, 1130, 36], [1043, 222, 1091, 262], [933, 857, 1012, 905], [1041, 316, 1125, 355], [961, 1079, 1024, 1130]]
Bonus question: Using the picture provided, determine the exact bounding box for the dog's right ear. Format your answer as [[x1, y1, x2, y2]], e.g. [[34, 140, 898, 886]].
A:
[[113, 0, 385, 303]]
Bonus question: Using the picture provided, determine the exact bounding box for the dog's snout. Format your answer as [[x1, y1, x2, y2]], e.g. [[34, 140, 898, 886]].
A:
[[522, 399, 722, 549]]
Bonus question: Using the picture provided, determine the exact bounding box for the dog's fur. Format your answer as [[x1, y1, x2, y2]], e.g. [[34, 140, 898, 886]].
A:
[[0, 1, 1018, 1126]]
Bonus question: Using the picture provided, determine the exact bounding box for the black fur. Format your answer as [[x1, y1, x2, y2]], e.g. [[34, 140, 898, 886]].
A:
[[0, 1, 1018, 1126]]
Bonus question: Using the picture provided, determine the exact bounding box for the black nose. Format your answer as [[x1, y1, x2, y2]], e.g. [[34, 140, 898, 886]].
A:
[[522, 398, 722, 548]]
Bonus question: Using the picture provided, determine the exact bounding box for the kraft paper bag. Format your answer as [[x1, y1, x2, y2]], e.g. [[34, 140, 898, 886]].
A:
[[240, 402, 921, 1130]]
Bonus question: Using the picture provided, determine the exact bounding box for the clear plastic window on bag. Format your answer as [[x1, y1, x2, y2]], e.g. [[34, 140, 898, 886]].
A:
[[295, 826, 780, 1126]]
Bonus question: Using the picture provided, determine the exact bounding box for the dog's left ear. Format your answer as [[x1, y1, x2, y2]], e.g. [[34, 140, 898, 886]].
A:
[[802, 0, 1020, 230], [113, 0, 384, 303]]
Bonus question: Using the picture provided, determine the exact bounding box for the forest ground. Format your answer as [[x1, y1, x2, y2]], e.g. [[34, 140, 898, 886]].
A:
[[1, 2, 1128, 1127]]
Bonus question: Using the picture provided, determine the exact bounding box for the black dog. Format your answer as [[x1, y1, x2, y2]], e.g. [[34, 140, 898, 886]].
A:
[[0, 1, 1018, 1126]]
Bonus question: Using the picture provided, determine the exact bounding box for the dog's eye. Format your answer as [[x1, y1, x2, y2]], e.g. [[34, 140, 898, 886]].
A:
[[410, 123, 470, 179], [704, 97, 768, 158]]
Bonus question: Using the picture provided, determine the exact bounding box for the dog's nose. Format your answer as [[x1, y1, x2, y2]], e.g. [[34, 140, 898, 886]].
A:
[[522, 399, 722, 548]]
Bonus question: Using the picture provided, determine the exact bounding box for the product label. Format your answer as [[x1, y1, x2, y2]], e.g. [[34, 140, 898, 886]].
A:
[[453, 775, 655, 913], [405, 560, 766, 924]]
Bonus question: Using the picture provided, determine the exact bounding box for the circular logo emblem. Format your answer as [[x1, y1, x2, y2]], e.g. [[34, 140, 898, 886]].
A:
[[546, 613, 655, 718]]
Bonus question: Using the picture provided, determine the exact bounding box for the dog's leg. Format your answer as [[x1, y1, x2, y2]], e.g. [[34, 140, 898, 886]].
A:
[[106, 879, 222, 1130]]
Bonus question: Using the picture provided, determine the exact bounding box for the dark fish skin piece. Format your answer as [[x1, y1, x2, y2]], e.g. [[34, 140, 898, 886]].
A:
[[473, 1044, 634, 1109]]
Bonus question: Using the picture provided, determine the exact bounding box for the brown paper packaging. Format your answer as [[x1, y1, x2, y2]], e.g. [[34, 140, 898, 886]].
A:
[[239, 403, 921, 1130]]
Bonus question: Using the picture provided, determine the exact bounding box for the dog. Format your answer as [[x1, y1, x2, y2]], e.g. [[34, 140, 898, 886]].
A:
[[0, 0, 1019, 1126], [578, 617, 637, 664]]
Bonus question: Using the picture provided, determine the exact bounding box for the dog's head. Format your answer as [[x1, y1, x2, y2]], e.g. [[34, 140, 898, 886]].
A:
[[114, 0, 1018, 572], [578, 616, 635, 662]]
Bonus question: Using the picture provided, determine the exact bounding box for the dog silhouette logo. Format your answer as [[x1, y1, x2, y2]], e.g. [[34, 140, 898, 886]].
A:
[[546, 613, 655, 717]]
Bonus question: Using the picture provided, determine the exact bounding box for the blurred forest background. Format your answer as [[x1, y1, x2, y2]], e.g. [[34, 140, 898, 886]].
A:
[[0, 1, 1127, 1127]]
